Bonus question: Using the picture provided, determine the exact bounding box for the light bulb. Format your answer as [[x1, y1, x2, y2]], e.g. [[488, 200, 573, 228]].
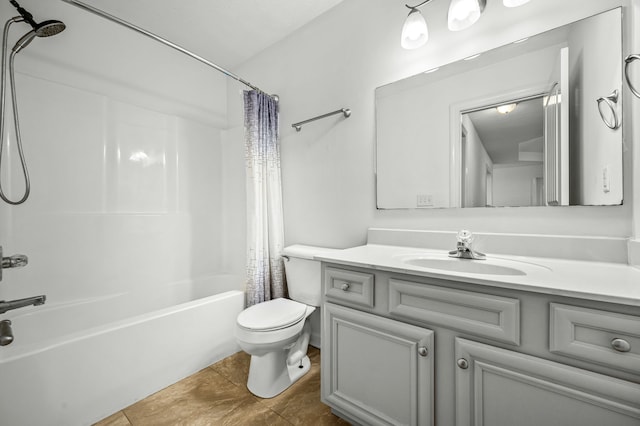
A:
[[503, 0, 530, 7], [448, 0, 485, 31], [496, 103, 517, 114], [401, 9, 428, 49]]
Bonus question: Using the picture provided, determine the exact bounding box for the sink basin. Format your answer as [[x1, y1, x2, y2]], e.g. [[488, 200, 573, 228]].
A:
[[397, 254, 550, 276]]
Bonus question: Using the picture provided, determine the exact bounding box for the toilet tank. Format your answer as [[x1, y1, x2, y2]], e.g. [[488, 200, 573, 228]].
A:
[[282, 245, 338, 307]]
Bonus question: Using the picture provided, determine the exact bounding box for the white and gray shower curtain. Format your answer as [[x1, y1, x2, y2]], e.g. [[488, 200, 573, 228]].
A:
[[244, 90, 286, 306]]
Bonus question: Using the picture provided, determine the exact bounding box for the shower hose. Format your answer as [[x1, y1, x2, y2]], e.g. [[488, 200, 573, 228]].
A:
[[0, 16, 31, 205]]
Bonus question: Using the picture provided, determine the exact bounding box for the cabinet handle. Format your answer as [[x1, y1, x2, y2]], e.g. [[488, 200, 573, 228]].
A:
[[341, 282, 350, 291], [457, 358, 469, 369], [611, 338, 631, 353], [418, 346, 428, 357]]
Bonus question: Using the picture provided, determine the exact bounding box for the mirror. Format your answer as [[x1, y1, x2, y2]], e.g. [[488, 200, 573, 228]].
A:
[[376, 8, 623, 209]]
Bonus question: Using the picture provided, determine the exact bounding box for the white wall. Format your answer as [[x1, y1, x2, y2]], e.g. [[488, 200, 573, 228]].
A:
[[229, 0, 635, 251], [493, 164, 544, 207], [567, 9, 623, 205], [0, 0, 234, 303], [461, 115, 493, 208]]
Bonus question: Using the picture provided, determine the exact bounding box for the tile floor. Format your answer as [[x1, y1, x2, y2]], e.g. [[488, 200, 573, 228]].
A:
[[94, 347, 350, 425]]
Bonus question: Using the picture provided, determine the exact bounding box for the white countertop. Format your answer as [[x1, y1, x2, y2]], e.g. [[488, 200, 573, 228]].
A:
[[315, 244, 640, 307]]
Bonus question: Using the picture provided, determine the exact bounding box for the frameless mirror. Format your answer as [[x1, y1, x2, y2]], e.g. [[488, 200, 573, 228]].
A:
[[376, 8, 623, 209]]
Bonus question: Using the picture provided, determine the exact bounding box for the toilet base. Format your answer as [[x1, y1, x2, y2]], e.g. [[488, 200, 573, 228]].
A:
[[247, 352, 311, 398]]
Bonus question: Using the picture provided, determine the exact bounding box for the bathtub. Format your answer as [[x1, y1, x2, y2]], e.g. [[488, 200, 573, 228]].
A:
[[0, 276, 245, 426]]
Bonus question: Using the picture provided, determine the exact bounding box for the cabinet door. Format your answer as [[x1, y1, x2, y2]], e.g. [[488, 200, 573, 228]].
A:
[[322, 303, 434, 426], [455, 338, 640, 426]]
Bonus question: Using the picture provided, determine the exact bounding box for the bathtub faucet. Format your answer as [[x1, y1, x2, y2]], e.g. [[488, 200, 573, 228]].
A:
[[0, 295, 46, 314]]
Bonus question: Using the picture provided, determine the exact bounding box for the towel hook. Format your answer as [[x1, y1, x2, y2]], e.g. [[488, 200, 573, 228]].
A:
[[596, 89, 620, 130]]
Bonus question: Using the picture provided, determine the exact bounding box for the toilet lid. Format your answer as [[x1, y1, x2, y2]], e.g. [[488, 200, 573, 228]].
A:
[[237, 298, 307, 331]]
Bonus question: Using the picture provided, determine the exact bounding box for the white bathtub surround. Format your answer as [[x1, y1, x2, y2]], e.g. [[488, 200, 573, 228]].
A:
[[244, 90, 286, 306], [0, 281, 244, 426]]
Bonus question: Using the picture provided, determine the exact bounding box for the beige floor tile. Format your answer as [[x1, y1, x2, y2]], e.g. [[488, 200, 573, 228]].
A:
[[93, 411, 131, 426], [95, 346, 350, 426], [123, 368, 257, 426], [220, 397, 292, 426], [210, 350, 251, 388]]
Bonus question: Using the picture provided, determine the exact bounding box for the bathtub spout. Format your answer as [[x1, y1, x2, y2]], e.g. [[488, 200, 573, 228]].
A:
[[0, 295, 46, 314]]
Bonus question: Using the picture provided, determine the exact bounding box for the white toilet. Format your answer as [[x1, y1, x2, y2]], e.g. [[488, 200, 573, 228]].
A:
[[235, 244, 335, 398]]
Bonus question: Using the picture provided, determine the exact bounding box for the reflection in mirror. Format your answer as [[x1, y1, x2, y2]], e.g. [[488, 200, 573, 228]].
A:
[[461, 96, 545, 207], [376, 8, 623, 209]]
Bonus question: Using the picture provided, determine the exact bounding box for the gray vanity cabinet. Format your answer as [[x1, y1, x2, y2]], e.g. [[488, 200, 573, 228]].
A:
[[455, 338, 640, 426], [322, 302, 434, 426], [320, 262, 640, 426]]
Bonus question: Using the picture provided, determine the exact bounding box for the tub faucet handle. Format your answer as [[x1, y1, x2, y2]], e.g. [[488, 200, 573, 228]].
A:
[[0, 246, 29, 282], [2, 254, 28, 269]]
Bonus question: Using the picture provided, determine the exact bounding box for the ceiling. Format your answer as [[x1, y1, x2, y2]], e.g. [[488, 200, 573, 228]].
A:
[[81, 0, 344, 69], [467, 96, 545, 166]]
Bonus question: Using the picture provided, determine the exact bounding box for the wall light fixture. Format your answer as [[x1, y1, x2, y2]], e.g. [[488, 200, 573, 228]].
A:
[[402, 0, 533, 49], [401, 0, 433, 50], [448, 0, 486, 31]]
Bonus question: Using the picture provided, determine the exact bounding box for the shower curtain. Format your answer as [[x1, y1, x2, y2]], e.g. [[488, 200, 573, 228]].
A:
[[244, 90, 286, 306]]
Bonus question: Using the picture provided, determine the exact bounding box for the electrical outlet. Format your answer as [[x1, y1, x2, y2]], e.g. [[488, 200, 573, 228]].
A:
[[417, 194, 433, 207], [602, 166, 610, 193]]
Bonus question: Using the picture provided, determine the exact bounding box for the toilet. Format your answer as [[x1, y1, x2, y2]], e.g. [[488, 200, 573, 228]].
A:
[[235, 244, 335, 398]]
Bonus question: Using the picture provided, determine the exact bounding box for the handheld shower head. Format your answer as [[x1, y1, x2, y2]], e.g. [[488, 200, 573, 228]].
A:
[[12, 30, 36, 54], [7, 3, 66, 55]]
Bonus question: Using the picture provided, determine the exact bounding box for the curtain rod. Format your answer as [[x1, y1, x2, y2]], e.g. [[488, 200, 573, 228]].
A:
[[60, 0, 275, 99]]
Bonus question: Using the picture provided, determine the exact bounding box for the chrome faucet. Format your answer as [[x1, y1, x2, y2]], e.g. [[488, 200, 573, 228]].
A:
[[0, 295, 46, 315], [449, 230, 486, 260]]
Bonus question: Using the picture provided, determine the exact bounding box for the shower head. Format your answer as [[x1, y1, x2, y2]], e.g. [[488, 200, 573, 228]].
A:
[[9, 1, 66, 39], [33, 20, 66, 37], [10, 20, 66, 54]]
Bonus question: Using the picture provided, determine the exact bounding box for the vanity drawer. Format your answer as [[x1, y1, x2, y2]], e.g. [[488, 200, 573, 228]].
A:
[[388, 278, 520, 345], [324, 267, 375, 308], [550, 303, 640, 373]]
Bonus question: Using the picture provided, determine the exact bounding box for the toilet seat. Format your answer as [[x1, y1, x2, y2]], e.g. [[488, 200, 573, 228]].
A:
[[237, 298, 308, 332]]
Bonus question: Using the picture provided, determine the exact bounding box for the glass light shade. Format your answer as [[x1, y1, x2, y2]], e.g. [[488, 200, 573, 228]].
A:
[[496, 103, 517, 114], [401, 9, 428, 49], [503, 0, 530, 7], [448, 0, 485, 31]]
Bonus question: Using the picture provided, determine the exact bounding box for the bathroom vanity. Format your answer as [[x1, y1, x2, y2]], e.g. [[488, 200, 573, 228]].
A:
[[317, 233, 640, 426]]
